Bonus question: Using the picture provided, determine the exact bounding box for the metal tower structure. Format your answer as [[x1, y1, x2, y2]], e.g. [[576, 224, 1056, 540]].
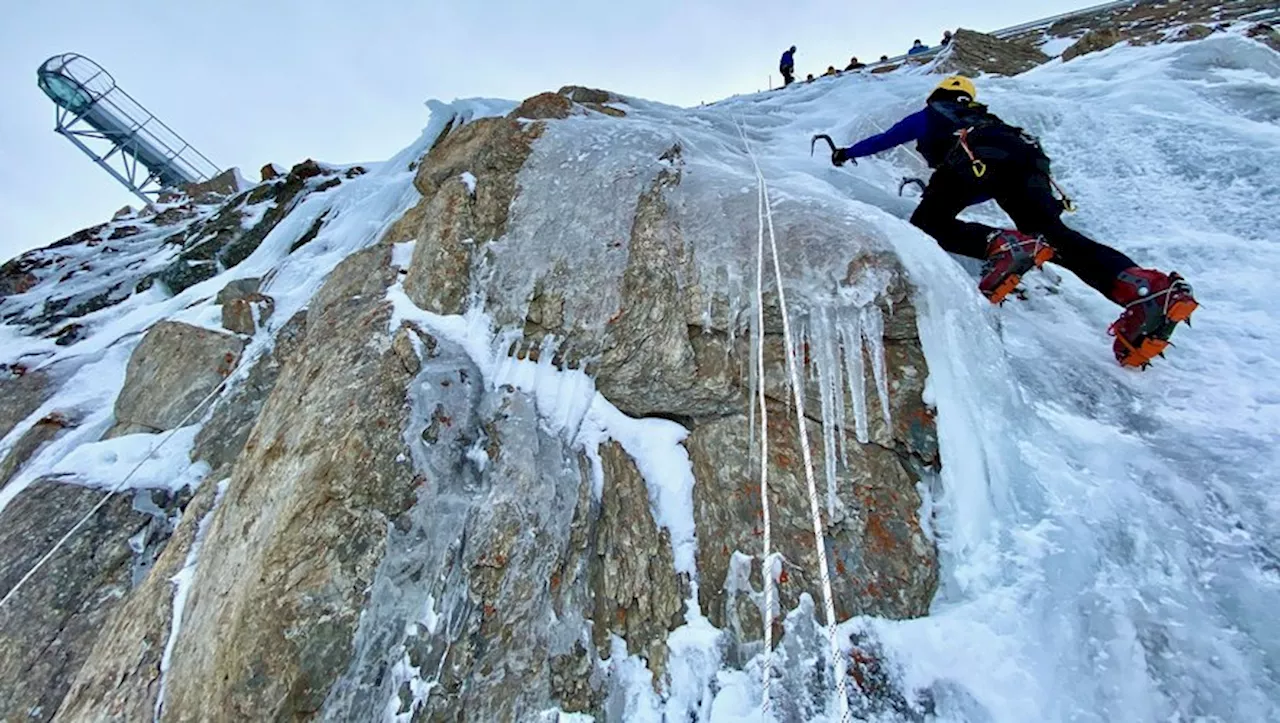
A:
[[37, 53, 221, 206]]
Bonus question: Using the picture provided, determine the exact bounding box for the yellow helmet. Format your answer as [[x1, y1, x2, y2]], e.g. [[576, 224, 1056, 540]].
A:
[[935, 75, 977, 99]]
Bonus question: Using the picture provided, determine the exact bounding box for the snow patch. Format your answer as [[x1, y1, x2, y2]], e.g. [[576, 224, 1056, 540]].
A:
[[1038, 35, 1080, 58], [459, 171, 477, 196], [48, 426, 208, 494], [391, 240, 416, 271]]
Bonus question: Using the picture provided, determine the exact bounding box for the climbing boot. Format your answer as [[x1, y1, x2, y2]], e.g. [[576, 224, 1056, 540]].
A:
[[1107, 267, 1198, 369], [979, 230, 1055, 304]]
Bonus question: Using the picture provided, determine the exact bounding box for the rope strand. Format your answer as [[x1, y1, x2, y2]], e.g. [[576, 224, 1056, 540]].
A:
[[738, 119, 852, 723], [741, 117, 778, 717], [0, 374, 232, 612]]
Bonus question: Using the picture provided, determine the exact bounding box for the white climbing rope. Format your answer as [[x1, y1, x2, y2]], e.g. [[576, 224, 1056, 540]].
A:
[[0, 374, 233, 612], [747, 124, 778, 716], [737, 119, 852, 723]]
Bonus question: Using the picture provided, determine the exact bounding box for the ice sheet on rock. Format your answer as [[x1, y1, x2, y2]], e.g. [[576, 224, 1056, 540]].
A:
[[389, 284, 701, 575], [483, 117, 670, 331], [155, 477, 229, 722]]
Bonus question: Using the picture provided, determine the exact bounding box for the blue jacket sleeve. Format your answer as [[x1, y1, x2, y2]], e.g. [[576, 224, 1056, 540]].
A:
[[844, 110, 927, 158]]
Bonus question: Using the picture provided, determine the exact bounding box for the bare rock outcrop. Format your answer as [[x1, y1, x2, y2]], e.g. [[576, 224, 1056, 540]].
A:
[[935, 28, 1050, 76], [0, 482, 151, 722], [158, 245, 421, 720], [1063, 27, 1125, 61], [106, 321, 245, 438]]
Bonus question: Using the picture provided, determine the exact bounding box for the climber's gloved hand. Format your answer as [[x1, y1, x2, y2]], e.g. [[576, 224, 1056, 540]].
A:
[[831, 147, 856, 167]]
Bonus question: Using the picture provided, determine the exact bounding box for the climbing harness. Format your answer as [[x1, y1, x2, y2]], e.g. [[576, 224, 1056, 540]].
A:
[[1049, 175, 1077, 212], [956, 128, 988, 178], [956, 128, 1078, 212]]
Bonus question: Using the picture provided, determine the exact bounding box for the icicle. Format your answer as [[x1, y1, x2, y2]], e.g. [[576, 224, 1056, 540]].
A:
[[811, 308, 842, 517], [860, 304, 892, 428], [840, 313, 870, 444]]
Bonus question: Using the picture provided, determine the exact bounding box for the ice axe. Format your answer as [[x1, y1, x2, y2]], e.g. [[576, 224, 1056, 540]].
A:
[[811, 134, 855, 167], [898, 177, 926, 197]]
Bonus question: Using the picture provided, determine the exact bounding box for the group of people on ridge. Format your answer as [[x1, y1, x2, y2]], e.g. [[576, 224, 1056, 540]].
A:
[[822, 74, 1198, 367], [780, 31, 953, 86]]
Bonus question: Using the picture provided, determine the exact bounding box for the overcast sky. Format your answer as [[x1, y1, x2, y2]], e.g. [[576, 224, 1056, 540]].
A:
[[0, 0, 1087, 264]]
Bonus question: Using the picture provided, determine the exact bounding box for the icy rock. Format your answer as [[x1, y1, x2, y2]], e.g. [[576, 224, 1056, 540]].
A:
[[0, 481, 150, 723], [106, 321, 245, 439], [158, 245, 421, 719], [398, 110, 546, 315], [147, 160, 342, 295], [558, 85, 628, 117], [54, 480, 219, 723]]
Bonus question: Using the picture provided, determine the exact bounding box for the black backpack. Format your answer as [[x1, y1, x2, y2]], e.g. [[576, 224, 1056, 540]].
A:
[[921, 99, 1049, 174]]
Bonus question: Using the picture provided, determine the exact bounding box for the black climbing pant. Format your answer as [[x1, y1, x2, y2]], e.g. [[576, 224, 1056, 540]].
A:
[[782, 68, 795, 86], [909, 165, 1137, 302]]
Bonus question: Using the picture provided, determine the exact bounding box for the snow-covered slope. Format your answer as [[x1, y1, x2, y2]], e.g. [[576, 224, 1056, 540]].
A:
[[1, 29, 1277, 723], [791, 36, 1280, 721]]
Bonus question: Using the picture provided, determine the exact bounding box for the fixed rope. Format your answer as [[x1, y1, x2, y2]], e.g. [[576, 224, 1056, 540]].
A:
[[0, 374, 232, 612], [737, 118, 852, 722], [745, 120, 778, 716]]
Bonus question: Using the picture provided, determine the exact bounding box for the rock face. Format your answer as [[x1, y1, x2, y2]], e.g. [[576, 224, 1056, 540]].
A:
[[0, 482, 152, 722], [937, 28, 1050, 76], [0, 412, 75, 490], [0, 366, 52, 440], [55, 312, 309, 723], [1002, 0, 1279, 60], [216, 278, 274, 336], [107, 321, 245, 438], [1063, 27, 1124, 62], [151, 160, 348, 295], [158, 246, 422, 720], [4, 84, 941, 721]]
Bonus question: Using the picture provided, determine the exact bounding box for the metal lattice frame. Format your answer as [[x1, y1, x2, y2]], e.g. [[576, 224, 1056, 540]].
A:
[[39, 53, 221, 207]]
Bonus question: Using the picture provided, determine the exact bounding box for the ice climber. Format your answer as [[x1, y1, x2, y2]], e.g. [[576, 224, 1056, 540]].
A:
[[827, 75, 1199, 368], [780, 46, 797, 87], [907, 39, 930, 55]]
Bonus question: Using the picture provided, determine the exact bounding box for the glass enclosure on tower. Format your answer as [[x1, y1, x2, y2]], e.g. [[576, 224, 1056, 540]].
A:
[[37, 53, 220, 205]]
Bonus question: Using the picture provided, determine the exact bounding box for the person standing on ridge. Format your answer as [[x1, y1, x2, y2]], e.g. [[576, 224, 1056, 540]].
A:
[[940, 30, 954, 46], [825, 75, 1198, 368], [846, 56, 866, 71], [907, 39, 930, 55], [780, 46, 797, 86]]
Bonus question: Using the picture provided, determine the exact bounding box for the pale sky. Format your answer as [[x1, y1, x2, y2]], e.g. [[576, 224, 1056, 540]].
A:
[[0, 0, 1087, 264]]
